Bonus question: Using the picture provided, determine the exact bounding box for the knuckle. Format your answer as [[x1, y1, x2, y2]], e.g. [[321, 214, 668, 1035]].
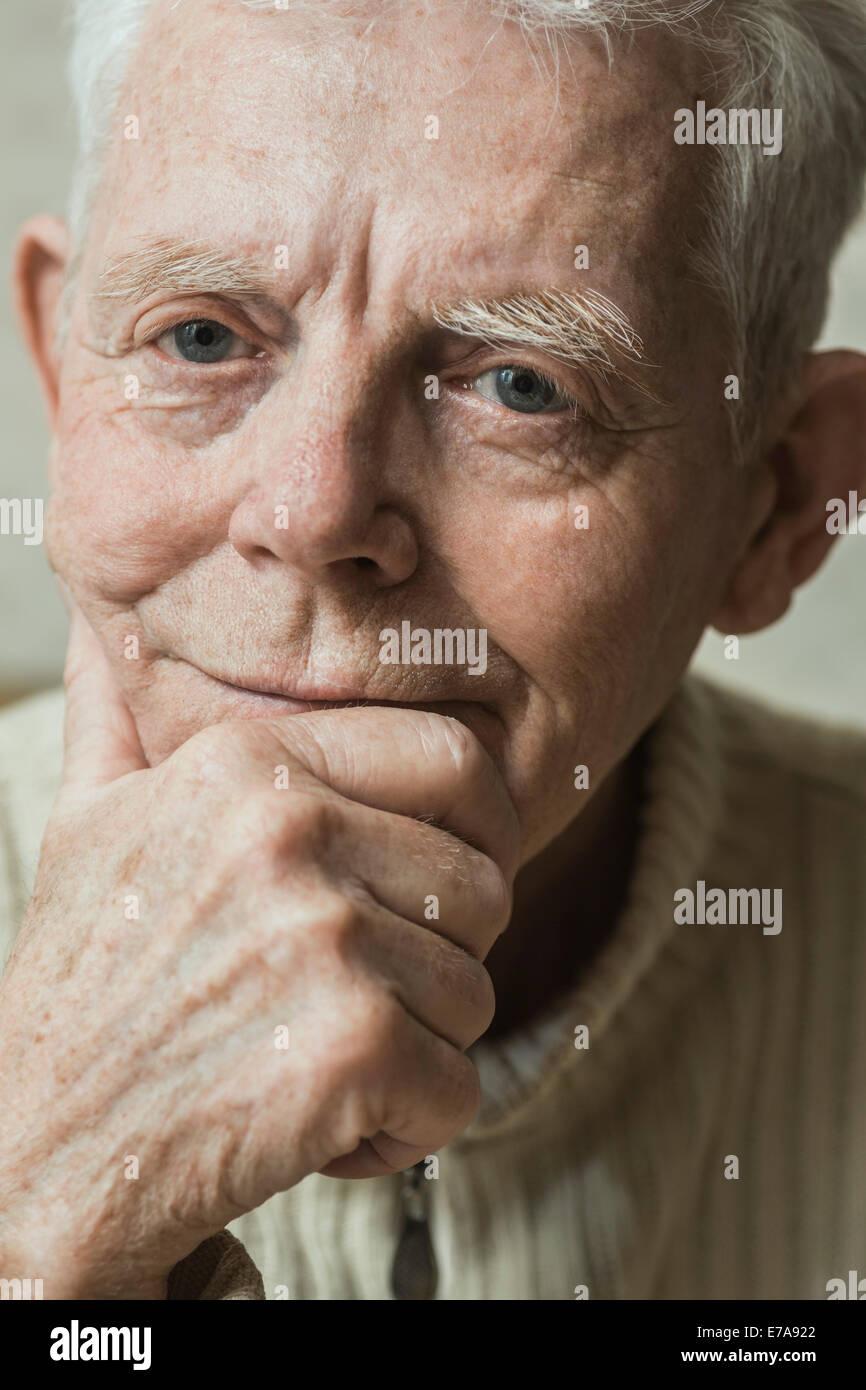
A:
[[461, 963, 496, 1037], [174, 721, 249, 782], [232, 789, 338, 865], [433, 940, 496, 1027], [313, 891, 365, 959], [273, 793, 339, 861], [319, 987, 403, 1110], [446, 1053, 482, 1128], [484, 862, 513, 933], [355, 987, 405, 1062], [435, 713, 484, 780], [179, 717, 283, 772], [473, 964, 497, 1030], [184, 721, 238, 760]]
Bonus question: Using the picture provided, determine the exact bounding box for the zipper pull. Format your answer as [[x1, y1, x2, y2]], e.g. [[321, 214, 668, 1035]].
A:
[[391, 1160, 437, 1300]]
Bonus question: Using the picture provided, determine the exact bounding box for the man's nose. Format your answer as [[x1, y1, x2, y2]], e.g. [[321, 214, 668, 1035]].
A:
[[227, 411, 418, 587]]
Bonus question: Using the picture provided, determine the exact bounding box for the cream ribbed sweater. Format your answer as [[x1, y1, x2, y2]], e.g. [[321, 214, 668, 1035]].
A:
[[1, 675, 864, 1300]]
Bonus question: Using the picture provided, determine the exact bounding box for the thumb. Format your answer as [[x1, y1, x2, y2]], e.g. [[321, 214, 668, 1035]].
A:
[[58, 600, 148, 800]]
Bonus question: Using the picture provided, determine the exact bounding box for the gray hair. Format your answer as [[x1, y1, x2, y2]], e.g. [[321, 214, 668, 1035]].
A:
[[63, 0, 866, 460]]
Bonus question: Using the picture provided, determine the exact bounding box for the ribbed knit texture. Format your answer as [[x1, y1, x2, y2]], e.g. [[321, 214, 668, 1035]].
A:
[[1, 675, 864, 1300]]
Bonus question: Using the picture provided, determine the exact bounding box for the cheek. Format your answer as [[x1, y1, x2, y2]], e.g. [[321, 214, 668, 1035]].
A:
[[445, 477, 682, 694], [459, 457, 724, 734], [458, 478, 721, 857], [47, 389, 229, 607]]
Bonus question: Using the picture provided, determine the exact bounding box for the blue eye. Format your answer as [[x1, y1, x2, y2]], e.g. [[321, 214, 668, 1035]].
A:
[[172, 320, 235, 363], [473, 365, 573, 414]]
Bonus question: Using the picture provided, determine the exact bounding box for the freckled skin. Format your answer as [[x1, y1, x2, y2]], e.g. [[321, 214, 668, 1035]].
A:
[[47, 0, 743, 872]]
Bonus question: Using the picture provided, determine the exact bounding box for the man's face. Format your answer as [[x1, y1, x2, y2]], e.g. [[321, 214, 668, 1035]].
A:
[[46, 0, 747, 861]]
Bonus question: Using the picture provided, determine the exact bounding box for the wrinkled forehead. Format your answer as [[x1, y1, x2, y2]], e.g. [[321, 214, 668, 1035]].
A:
[[82, 0, 709, 352]]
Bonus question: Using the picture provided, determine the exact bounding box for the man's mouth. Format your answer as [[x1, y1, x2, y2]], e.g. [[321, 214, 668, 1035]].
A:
[[189, 664, 491, 724], [217, 677, 381, 711], [178, 663, 505, 761], [213, 675, 465, 715]]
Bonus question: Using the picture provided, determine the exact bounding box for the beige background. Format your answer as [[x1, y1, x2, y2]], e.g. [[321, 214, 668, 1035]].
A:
[[2, 0, 865, 723]]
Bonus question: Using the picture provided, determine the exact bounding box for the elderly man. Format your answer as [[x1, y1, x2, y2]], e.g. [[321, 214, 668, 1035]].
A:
[[0, 0, 865, 1302]]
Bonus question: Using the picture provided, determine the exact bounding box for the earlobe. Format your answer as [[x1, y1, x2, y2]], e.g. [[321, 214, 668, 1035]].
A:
[[12, 214, 71, 426], [711, 349, 866, 637], [712, 530, 795, 635], [711, 459, 784, 636]]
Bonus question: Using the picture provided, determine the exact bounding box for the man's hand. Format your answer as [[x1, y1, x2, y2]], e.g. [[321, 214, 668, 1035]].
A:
[[0, 610, 520, 1298]]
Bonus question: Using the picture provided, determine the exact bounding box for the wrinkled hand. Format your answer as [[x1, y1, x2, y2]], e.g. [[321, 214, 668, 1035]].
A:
[[0, 608, 519, 1298]]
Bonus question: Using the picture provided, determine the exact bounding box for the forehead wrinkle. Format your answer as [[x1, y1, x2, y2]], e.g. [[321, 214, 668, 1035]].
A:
[[428, 287, 669, 403]]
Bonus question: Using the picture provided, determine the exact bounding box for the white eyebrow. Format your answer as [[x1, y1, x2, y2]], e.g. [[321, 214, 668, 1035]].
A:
[[90, 237, 276, 307], [429, 287, 665, 400]]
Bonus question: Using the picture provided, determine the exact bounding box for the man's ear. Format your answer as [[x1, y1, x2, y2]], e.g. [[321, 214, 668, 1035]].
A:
[[713, 349, 866, 636], [12, 214, 70, 429]]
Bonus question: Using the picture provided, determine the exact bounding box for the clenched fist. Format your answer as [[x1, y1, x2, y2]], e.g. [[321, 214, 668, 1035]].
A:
[[0, 610, 520, 1298]]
